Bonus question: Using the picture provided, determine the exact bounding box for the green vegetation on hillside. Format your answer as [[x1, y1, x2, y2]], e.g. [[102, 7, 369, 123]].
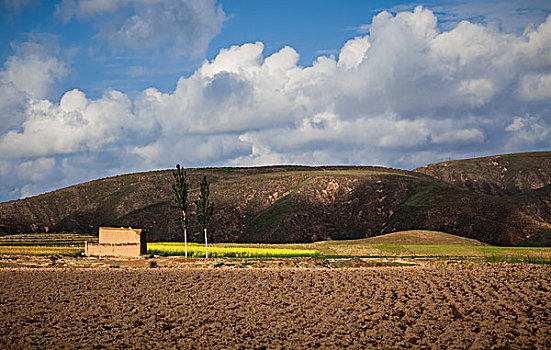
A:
[[243, 196, 297, 242]]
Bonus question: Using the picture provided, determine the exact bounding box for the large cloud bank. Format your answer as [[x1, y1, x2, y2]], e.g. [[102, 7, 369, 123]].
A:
[[1, 6, 551, 201]]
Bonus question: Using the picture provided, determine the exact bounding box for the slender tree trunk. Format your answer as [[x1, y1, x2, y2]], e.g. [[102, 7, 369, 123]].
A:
[[204, 228, 208, 258], [184, 228, 188, 258], [181, 210, 188, 258]]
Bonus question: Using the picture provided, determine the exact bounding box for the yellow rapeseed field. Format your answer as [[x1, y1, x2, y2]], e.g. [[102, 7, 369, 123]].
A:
[[148, 242, 321, 258]]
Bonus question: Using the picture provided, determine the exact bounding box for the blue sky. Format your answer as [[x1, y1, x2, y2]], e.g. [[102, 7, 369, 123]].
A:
[[2, 0, 416, 98], [0, 0, 550, 201]]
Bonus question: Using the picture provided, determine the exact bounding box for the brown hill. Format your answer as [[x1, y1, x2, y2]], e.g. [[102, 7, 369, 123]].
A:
[[316, 230, 488, 246], [414, 151, 551, 196], [0, 154, 550, 246], [413, 151, 551, 245]]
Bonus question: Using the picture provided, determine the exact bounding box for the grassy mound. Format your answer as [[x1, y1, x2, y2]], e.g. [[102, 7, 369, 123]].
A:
[[358, 230, 487, 246]]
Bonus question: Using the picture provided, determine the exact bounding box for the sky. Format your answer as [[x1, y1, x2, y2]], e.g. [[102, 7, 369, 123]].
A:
[[0, 0, 550, 202]]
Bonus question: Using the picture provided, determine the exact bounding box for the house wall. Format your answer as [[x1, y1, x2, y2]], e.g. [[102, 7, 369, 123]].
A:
[[85, 227, 147, 257], [85, 242, 142, 257], [99, 227, 143, 244]]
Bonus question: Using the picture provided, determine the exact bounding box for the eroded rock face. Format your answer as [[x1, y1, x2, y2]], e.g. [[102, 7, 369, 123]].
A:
[[415, 152, 551, 196]]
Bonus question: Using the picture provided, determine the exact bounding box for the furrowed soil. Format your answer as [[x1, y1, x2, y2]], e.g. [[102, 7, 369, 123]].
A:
[[1, 265, 550, 349]]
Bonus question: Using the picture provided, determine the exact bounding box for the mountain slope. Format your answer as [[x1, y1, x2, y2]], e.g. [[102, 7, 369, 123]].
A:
[[414, 151, 551, 196], [1, 158, 550, 245], [411, 151, 551, 245]]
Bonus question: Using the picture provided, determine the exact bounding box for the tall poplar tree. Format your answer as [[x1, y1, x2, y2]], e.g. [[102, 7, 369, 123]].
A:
[[195, 176, 215, 258], [172, 164, 189, 257]]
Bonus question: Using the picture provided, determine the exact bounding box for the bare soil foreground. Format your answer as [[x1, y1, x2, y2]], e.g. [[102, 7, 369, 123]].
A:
[[1, 264, 550, 349]]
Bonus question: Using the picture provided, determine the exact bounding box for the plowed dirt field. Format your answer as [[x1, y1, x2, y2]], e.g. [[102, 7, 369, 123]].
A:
[[1, 264, 550, 349]]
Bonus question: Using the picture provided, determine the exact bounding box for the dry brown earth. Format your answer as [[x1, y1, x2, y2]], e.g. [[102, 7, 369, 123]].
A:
[[1, 264, 550, 349]]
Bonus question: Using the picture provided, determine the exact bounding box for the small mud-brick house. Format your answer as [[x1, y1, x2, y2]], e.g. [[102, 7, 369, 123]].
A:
[[85, 227, 147, 257]]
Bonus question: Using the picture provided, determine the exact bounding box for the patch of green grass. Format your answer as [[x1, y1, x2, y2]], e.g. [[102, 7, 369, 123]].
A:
[[244, 196, 297, 242], [373, 244, 410, 255], [0, 242, 87, 247], [0, 232, 97, 241], [484, 255, 551, 264], [0, 246, 83, 256], [397, 183, 460, 208], [480, 246, 551, 254], [0, 233, 97, 250], [305, 237, 551, 261]]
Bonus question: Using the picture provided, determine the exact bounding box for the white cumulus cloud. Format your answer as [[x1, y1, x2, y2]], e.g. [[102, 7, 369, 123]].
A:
[[1, 6, 551, 201], [0, 38, 67, 100], [56, 0, 226, 57]]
